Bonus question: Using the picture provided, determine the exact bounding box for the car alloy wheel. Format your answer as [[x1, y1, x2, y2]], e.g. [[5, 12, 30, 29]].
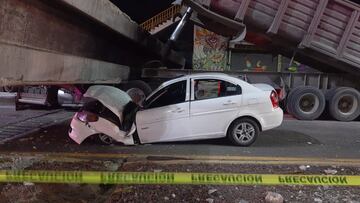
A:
[[233, 122, 255, 144], [227, 118, 259, 146], [98, 134, 114, 145]]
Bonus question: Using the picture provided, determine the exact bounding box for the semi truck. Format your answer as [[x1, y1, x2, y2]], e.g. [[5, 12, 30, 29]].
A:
[[2, 0, 360, 121], [141, 0, 360, 122]]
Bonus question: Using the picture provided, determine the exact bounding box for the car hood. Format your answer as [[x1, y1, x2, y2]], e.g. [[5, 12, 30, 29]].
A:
[[84, 85, 131, 118]]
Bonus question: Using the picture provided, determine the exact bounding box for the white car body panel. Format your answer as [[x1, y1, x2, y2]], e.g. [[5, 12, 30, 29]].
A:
[[189, 95, 241, 139], [136, 102, 191, 143], [188, 75, 243, 138], [69, 113, 135, 145], [68, 73, 283, 145]]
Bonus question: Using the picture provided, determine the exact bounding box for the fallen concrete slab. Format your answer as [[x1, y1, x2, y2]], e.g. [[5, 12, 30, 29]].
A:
[[0, 92, 16, 109]]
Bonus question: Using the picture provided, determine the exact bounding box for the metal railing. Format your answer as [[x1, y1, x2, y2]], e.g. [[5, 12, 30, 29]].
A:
[[140, 4, 182, 32]]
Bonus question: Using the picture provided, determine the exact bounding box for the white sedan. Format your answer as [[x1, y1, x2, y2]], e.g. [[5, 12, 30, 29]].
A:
[[69, 73, 283, 146]]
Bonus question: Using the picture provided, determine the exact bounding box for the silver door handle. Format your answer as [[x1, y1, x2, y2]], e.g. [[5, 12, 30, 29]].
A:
[[171, 108, 184, 113], [223, 101, 236, 105]]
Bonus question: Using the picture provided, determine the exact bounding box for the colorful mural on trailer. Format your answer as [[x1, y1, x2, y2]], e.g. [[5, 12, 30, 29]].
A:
[[230, 53, 275, 72], [230, 53, 320, 73], [193, 25, 229, 71]]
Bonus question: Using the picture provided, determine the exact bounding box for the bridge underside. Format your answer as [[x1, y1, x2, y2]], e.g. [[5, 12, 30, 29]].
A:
[[0, 0, 185, 86]]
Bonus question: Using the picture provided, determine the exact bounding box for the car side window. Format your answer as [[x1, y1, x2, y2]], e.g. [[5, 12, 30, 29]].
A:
[[145, 80, 187, 109], [194, 79, 241, 100]]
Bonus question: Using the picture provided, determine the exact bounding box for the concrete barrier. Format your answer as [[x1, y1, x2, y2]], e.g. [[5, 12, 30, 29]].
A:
[[0, 92, 16, 108]]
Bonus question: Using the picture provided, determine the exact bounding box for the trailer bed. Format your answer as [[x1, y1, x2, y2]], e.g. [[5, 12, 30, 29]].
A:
[[186, 0, 360, 75]]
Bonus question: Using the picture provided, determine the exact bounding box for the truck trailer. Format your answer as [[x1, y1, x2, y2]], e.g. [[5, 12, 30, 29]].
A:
[[2, 0, 360, 121]]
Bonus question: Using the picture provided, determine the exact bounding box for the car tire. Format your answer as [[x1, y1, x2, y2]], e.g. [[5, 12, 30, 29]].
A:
[[97, 134, 115, 145], [227, 118, 259, 147], [285, 86, 304, 115], [327, 87, 360, 121], [121, 80, 152, 105], [290, 86, 325, 120]]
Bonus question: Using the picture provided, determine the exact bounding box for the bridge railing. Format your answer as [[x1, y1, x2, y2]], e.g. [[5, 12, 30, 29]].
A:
[[140, 4, 182, 32]]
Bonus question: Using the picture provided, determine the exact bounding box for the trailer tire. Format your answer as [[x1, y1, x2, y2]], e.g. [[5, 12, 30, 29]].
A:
[[121, 80, 152, 105], [290, 86, 325, 120], [285, 86, 305, 114], [327, 87, 360, 121]]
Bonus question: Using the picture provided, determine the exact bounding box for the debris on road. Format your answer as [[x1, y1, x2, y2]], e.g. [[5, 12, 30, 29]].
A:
[[23, 182, 35, 186], [206, 198, 214, 203], [265, 191, 284, 203], [299, 165, 310, 171], [324, 169, 337, 175], [208, 189, 217, 195], [103, 161, 120, 171], [314, 197, 323, 202]]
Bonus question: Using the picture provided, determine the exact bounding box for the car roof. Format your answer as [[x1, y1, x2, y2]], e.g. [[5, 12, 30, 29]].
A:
[[162, 72, 238, 86]]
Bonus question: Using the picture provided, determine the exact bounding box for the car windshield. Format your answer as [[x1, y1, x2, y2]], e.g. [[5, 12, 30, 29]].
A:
[[1, 0, 360, 202]]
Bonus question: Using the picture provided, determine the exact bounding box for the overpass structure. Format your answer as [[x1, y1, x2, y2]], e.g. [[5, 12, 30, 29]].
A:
[[0, 0, 185, 86]]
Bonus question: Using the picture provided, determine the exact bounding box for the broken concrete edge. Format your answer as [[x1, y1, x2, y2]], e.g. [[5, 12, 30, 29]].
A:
[[58, 0, 185, 67], [0, 93, 16, 107], [0, 113, 72, 145], [0, 43, 129, 86]]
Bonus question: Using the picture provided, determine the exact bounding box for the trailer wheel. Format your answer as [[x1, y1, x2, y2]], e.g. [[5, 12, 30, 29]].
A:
[[290, 86, 325, 120], [285, 86, 304, 114], [121, 80, 152, 105], [327, 87, 360, 121]]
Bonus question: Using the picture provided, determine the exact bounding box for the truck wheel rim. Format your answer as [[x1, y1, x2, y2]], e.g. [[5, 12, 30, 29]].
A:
[[337, 94, 357, 116], [298, 93, 319, 114], [126, 88, 146, 105], [233, 122, 255, 144]]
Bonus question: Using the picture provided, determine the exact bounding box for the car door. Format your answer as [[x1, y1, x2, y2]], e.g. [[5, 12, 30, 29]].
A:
[[136, 79, 190, 143], [189, 77, 243, 139]]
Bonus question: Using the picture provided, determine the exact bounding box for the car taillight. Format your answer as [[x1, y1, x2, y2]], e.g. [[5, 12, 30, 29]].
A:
[[77, 111, 99, 122], [270, 90, 279, 109]]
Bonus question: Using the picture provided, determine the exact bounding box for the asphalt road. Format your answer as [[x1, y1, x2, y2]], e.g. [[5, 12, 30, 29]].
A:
[[1, 117, 359, 160]]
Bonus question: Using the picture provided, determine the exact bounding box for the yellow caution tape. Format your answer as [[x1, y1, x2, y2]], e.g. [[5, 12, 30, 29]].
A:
[[1, 170, 360, 186]]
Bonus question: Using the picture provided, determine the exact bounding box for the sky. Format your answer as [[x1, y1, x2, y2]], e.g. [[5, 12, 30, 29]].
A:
[[110, 0, 174, 23]]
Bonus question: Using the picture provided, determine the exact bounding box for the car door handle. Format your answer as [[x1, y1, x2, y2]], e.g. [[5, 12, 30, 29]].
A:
[[170, 108, 184, 113], [223, 101, 236, 106]]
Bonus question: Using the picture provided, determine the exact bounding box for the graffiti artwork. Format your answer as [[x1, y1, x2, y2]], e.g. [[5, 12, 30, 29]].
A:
[[193, 25, 229, 71]]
